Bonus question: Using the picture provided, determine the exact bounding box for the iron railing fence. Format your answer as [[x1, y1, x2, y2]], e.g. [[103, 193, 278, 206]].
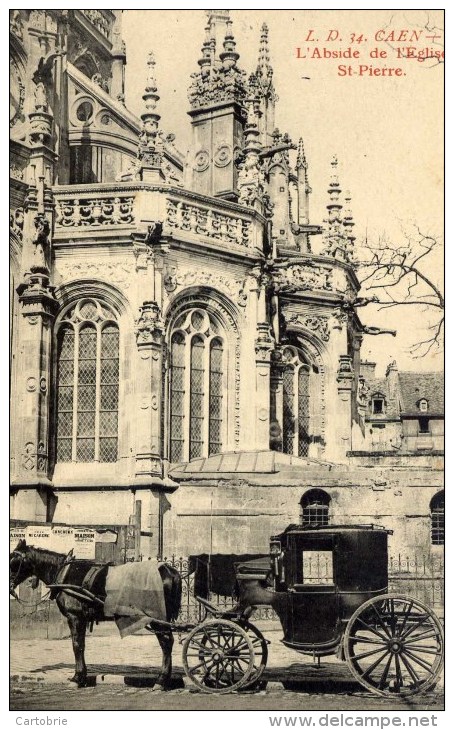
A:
[[161, 553, 444, 623]]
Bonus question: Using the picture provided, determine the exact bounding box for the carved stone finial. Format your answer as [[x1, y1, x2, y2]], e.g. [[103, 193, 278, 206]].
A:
[[252, 22, 276, 102], [188, 15, 247, 110], [296, 137, 307, 170], [342, 190, 356, 259], [258, 23, 271, 73], [141, 52, 161, 141], [136, 51, 165, 178], [220, 18, 240, 69], [322, 154, 347, 259]]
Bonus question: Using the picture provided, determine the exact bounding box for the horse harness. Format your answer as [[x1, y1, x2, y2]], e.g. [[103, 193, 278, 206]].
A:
[[50, 559, 111, 604]]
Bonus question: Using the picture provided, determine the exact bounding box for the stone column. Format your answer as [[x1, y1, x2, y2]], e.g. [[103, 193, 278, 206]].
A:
[[251, 269, 275, 450], [270, 351, 284, 452], [111, 41, 127, 104], [134, 301, 178, 557], [336, 354, 354, 460], [13, 266, 58, 515], [134, 301, 165, 484], [255, 323, 274, 450]]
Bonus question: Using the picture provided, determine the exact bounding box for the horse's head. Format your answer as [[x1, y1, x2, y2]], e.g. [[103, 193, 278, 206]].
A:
[[10, 539, 36, 597]]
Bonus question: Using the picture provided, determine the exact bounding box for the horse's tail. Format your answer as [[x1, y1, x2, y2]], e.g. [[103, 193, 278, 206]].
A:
[[168, 566, 182, 623]]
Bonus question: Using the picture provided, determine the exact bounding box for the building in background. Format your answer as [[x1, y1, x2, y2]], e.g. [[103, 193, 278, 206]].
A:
[[10, 10, 443, 564]]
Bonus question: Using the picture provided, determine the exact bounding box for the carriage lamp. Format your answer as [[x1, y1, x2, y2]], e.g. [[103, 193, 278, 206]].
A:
[[270, 540, 281, 556]]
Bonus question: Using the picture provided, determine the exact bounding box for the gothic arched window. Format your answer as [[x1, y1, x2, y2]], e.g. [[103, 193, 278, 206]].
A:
[[169, 308, 225, 463], [300, 489, 331, 527], [55, 299, 119, 463], [282, 346, 310, 457], [430, 491, 444, 546]]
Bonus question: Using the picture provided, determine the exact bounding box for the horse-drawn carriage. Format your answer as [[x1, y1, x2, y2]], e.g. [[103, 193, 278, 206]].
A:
[[10, 524, 444, 697]]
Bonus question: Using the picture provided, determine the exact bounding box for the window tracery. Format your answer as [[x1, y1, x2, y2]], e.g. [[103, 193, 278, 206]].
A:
[[55, 299, 119, 463], [169, 308, 225, 462]]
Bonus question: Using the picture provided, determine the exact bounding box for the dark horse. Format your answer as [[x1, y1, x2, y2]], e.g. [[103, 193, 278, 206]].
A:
[[10, 540, 182, 689]]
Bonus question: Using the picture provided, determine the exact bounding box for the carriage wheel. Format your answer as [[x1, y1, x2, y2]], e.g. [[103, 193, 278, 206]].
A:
[[240, 621, 269, 689], [344, 594, 444, 697], [182, 619, 255, 693]]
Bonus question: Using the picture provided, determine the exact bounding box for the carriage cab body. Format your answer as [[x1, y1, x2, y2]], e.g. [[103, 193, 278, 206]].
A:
[[270, 524, 390, 655]]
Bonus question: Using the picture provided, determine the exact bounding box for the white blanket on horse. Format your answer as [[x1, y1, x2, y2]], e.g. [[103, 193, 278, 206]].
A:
[[104, 562, 166, 637]]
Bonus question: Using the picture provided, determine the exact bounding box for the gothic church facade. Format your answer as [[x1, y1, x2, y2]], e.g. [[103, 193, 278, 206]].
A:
[[10, 10, 443, 560]]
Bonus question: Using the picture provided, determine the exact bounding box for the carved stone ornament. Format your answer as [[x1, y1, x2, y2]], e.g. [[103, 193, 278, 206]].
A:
[[10, 207, 24, 240], [55, 196, 135, 227], [10, 56, 25, 128], [10, 10, 23, 41], [214, 144, 232, 168], [332, 307, 349, 329], [164, 265, 248, 308], [166, 198, 252, 249], [286, 312, 330, 342], [188, 60, 247, 111], [135, 301, 164, 346], [31, 215, 51, 272], [193, 149, 210, 172], [273, 263, 333, 292], [337, 355, 354, 384], [10, 164, 24, 181], [57, 259, 134, 289], [357, 376, 369, 407]]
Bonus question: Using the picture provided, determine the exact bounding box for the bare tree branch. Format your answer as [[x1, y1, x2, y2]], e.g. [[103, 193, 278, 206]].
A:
[[356, 224, 444, 358]]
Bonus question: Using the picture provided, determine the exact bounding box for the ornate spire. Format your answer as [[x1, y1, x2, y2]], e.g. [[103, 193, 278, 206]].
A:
[[141, 52, 160, 139], [254, 23, 276, 97], [343, 190, 356, 259], [247, 22, 277, 148], [296, 137, 311, 227], [258, 24, 271, 76], [197, 24, 213, 71], [136, 52, 164, 180], [296, 137, 307, 170], [219, 19, 240, 68], [323, 155, 345, 258]]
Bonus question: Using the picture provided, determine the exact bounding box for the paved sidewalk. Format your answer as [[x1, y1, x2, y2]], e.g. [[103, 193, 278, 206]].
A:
[[10, 622, 444, 695], [10, 623, 350, 688]]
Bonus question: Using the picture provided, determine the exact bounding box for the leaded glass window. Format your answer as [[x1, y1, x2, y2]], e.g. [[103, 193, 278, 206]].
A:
[[170, 333, 185, 463], [169, 309, 225, 463], [282, 347, 310, 457], [55, 300, 119, 463], [190, 336, 205, 459], [209, 339, 223, 455]]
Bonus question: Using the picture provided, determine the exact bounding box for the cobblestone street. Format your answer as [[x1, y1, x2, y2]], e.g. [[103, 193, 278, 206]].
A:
[[10, 625, 444, 712]]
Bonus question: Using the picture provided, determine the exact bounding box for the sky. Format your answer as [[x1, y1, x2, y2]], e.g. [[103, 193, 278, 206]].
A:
[[121, 9, 444, 375]]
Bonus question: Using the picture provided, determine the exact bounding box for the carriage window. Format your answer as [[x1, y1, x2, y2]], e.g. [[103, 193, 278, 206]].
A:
[[302, 550, 334, 584], [55, 299, 119, 463]]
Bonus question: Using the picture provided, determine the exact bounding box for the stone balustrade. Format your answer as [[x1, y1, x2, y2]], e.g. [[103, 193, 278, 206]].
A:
[[52, 184, 263, 254], [79, 10, 112, 41], [54, 194, 135, 228], [166, 196, 254, 250]]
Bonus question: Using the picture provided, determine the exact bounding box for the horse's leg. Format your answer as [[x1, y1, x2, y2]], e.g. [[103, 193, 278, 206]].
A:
[[152, 630, 174, 691], [67, 614, 88, 688]]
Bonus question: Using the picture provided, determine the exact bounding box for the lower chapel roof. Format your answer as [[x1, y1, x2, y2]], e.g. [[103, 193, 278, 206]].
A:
[[169, 450, 336, 477]]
